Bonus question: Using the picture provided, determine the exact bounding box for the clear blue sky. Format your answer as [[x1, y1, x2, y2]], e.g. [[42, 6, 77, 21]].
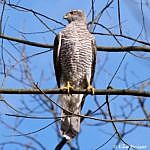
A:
[[0, 0, 150, 150]]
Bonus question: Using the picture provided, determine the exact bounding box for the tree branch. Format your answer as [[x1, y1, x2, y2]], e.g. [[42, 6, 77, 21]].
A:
[[0, 88, 150, 97], [0, 34, 53, 48], [0, 34, 150, 52]]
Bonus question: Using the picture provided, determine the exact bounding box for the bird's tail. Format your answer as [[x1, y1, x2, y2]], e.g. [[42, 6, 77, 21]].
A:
[[60, 94, 84, 140]]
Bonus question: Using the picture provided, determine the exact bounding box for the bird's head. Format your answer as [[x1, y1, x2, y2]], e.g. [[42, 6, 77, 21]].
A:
[[63, 10, 86, 23]]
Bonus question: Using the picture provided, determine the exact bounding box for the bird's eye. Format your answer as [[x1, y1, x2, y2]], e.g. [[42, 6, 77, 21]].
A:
[[70, 11, 74, 14]]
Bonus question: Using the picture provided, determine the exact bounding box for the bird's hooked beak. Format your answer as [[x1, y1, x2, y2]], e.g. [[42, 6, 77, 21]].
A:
[[63, 14, 68, 19], [63, 13, 70, 19]]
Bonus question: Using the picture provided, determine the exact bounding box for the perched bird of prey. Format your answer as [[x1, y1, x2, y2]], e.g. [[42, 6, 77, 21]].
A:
[[53, 10, 96, 140]]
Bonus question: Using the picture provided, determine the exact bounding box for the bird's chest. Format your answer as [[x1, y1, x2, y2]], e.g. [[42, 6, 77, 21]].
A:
[[59, 28, 92, 85], [60, 35, 81, 74], [62, 37, 92, 63]]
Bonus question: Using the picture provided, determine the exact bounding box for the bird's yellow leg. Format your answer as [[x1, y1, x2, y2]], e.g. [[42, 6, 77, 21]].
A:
[[60, 81, 73, 95], [87, 81, 95, 95]]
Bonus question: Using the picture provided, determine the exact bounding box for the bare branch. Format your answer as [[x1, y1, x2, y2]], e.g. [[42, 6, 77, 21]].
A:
[[0, 88, 150, 97], [0, 34, 53, 48], [1, 34, 150, 52]]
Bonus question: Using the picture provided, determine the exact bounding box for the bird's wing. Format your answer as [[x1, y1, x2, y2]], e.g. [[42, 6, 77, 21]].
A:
[[90, 38, 97, 84], [53, 33, 62, 88]]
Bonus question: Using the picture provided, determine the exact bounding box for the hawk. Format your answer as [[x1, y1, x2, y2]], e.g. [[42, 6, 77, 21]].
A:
[[53, 10, 96, 140]]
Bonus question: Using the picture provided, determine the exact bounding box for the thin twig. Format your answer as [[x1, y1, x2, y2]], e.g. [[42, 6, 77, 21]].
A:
[[117, 0, 122, 34], [105, 89, 135, 149]]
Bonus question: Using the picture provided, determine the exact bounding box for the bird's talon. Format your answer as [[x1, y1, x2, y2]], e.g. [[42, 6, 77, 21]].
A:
[[66, 81, 73, 94], [87, 85, 95, 95], [60, 81, 73, 95]]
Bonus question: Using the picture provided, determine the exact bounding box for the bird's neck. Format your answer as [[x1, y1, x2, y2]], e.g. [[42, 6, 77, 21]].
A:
[[71, 20, 87, 29]]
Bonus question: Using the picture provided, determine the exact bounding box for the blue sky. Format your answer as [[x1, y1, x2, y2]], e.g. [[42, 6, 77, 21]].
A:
[[0, 0, 150, 150]]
